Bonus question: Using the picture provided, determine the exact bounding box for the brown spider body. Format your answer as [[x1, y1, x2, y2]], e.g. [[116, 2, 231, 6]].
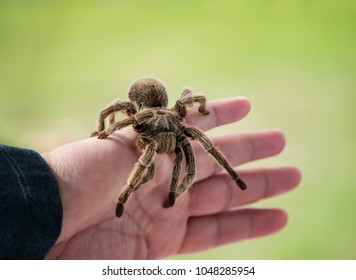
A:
[[92, 78, 247, 217], [133, 108, 181, 154]]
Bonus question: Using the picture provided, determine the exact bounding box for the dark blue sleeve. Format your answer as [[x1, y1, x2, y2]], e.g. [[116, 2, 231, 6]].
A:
[[0, 145, 63, 259]]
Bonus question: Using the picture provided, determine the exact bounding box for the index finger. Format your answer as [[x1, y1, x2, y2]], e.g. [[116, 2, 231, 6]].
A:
[[184, 97, 251, 131]]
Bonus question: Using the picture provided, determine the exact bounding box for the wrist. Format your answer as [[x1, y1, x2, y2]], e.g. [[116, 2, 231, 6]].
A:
[[41, 151, 74, 243]]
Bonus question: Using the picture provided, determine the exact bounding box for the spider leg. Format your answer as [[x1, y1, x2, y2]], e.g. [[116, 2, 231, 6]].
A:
[[167, 136, 196, 206], [108, 113, 115, 125], [116, 138, 156, 217], [134, 163, 155, 191], [173, 88, 210, 118], [183, 126, 247, 191], [164, 145, 183, 208], [177, 136, 196, 193], [96, 117, 135, 139], [91, 100, 137, 136]]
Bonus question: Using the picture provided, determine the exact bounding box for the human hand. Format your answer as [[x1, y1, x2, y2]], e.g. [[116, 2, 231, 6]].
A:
[[43, 97, 301, 259]]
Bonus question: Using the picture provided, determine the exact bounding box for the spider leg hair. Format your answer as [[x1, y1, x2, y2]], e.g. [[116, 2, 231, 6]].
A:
[[183, 126, 247, 191], [134, 163, 155, 190], [95, 117, 135, 139], [92, 100, 137, 136], [171, 136, 196, 203], [173, 88, 209, 118], [108, 113, 115, 125], [164, 145, 183, 208], [116, 139, 156, 217]]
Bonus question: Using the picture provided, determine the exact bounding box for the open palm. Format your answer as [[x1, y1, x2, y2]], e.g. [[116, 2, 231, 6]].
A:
[[43, 97, 300, 259]]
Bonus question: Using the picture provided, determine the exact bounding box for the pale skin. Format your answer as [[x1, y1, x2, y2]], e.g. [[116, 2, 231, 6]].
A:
[[42, 97, 301, 259]]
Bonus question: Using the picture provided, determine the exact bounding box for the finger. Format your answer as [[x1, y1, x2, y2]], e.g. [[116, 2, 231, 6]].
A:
[[184, 97, 251, 132], [189, 166, 301, 216], [193, 129, 286, 182], [178, 208, 287, 255]]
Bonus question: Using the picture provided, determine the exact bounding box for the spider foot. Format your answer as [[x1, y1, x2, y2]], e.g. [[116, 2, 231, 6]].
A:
[[164, 192, 176, 208], [91, 131, 108, 138], [199, 107, 210, 115], [116, 203, 124, 217], [97, 131, 109, 139], [236, 178, 247, 190]]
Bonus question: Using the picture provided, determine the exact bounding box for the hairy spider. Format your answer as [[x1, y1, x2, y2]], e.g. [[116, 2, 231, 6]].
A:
[[91, 77, 247, 217]]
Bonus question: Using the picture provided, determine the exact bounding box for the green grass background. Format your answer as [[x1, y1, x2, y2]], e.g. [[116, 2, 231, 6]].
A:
[[1, 0, 355, 259]]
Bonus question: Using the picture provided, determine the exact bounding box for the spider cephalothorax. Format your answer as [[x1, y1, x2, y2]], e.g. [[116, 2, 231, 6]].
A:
[[92, 77, 247, 217]]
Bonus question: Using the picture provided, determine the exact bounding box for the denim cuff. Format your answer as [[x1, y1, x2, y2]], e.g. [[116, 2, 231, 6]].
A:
[[0, 145, 63, 259]]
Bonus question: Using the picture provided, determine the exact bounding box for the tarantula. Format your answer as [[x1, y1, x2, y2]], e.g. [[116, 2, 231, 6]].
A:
[[92, 77, 247, 217]]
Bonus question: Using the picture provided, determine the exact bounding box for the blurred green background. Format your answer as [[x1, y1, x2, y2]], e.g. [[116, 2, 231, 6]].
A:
[[1, 0, 355, 259]]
